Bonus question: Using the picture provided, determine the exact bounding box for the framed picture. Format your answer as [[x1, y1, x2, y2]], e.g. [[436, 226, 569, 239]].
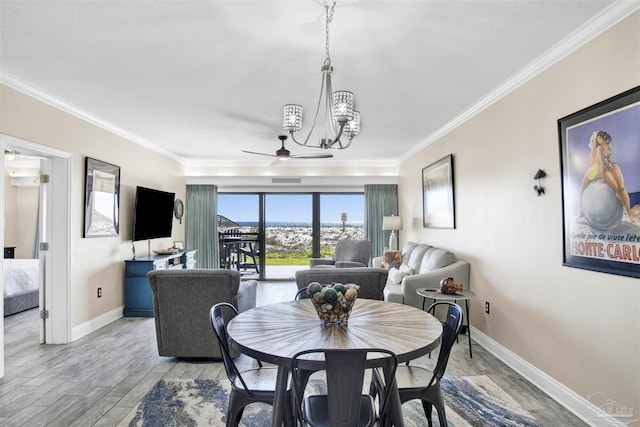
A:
[[422, 154, 455, 229], [558, 86, 640, 278], [83, 157, 120, 238]]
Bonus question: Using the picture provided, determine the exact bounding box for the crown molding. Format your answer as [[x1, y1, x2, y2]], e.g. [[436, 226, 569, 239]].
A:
[[0, 73, 182, 163], [401, 0, 640, 161]]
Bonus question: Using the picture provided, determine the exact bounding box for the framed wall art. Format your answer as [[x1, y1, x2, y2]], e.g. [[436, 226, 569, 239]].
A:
[[422, 154, 455, 229], [83, 157, 121, 237], [558, 85, 640, 278]]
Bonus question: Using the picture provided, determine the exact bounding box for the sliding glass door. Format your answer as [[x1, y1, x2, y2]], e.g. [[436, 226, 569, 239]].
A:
[[217, 192, 364, 280], [264, 194, 313, 279]]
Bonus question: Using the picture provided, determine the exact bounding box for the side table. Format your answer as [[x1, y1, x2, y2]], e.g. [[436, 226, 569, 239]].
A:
[[416, 288, 475, 358]]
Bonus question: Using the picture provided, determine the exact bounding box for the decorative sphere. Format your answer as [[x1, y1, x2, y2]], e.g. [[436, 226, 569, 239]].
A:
[[307, 282, 322, 295], [323, 288, 338, 303], [581, 180, 623, 231], [332, 284, 347, 294]]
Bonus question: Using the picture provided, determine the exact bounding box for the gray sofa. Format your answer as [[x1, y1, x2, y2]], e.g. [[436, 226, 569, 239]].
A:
[[295, 267, 388, 300], [373, 242, 470, 308], [147, 269, 257, 360], [309, 239, 372, 268]]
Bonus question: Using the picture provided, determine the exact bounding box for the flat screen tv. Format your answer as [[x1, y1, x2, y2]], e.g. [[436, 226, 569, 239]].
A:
[[132, 186, 175, 241]]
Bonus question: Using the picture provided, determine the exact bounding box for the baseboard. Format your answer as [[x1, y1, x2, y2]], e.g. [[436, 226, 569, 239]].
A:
[[471, 327, 631, 427], [71, 305, 123, 341]]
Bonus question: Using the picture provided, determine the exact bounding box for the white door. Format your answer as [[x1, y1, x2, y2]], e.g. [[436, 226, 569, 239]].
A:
[[38, 158, 53, 343]]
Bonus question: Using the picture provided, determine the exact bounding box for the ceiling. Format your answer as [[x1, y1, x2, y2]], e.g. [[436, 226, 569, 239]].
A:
[[0, 0, 625, 173]]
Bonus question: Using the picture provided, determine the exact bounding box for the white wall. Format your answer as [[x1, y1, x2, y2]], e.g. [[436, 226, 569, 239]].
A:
[[2, 168, 37, 258], [398, 12, 639, 414]]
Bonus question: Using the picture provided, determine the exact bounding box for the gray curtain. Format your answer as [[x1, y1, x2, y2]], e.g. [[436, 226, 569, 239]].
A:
[[186, 185, 219, 268], [364, 184, 398, 259]]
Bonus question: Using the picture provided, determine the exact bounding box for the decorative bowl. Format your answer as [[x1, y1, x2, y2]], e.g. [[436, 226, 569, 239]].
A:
[[307, 282, 359, 325]]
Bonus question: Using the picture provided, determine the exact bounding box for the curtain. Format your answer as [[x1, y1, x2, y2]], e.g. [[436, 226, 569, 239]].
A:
[[186, 185, 219, 268], [364, 184, 398, 259]]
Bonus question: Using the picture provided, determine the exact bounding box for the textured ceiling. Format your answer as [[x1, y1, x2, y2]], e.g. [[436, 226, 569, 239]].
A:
[[0, 0, 622, 172]]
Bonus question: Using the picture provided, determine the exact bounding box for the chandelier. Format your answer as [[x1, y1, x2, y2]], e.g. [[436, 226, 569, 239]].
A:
[[282, 1, 360, 150]]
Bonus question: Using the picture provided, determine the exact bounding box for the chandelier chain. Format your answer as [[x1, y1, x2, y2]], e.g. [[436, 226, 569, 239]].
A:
[[325, 1, 336, 63]]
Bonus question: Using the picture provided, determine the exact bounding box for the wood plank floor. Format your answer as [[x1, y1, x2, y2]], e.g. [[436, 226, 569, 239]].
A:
[[1, 280, 587, 426]]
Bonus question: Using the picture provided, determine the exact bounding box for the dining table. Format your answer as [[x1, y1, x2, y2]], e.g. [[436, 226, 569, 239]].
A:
[[226, 298, 443, 426]]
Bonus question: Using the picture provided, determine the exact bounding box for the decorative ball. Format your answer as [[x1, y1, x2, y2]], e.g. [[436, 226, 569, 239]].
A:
[[581, 180, 623, 231], [323, 288, 338, 303], [307, 282, 322, 295], [333, 283, 347, 294], [344, 288, 358, 301]]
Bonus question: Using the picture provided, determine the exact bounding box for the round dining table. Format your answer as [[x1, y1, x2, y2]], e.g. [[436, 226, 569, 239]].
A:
[[227, 298, 443, 427]]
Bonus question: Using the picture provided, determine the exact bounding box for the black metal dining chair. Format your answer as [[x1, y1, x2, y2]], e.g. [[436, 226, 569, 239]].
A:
[[290, 348, 398, 427], [371, 301, 463, 427], [210, 302, 293, 427]]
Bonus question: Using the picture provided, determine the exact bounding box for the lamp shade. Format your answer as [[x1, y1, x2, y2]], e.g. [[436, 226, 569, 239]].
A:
[[382, 215, 402, 231]]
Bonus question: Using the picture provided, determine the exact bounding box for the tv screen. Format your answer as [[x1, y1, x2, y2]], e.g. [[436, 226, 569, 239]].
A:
[[132, 186, 175, 241]]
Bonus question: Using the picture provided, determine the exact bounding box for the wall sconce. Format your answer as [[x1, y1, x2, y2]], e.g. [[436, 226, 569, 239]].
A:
[[533, 169, 546, 196]]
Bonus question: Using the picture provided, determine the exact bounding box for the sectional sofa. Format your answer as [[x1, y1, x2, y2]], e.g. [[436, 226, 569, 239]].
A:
[[373, 242, 470, 308]]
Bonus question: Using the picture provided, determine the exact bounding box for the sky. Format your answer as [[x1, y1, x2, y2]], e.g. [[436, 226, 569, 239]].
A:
[[218, 193, 364, 223]]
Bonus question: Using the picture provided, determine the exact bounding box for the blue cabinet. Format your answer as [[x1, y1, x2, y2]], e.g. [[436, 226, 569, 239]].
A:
[[124, 250, 197, 317]]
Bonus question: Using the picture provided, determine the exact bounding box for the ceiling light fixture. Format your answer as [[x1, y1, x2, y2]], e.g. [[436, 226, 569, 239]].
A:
[[282, 0, 360, 150]]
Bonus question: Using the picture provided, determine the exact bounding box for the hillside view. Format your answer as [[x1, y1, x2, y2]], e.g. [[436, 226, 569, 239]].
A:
[[231, 224, 364, 264]]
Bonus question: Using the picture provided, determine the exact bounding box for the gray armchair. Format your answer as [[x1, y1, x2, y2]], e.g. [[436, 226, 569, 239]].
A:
[[147, 269, 257, 360], [310, 239, 372, 268]]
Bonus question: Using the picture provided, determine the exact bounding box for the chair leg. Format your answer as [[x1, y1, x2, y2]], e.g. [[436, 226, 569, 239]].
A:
[[422, 400, 434, 427], [435, 404, 448, 427], [227, 393, 245, 427]]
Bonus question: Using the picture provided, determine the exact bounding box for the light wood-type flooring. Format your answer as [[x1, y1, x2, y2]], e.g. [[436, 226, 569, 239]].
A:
[[1, 280, 587, 426]]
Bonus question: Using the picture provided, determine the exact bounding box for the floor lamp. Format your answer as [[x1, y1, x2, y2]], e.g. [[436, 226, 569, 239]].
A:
[[382, 215, 402, 251]]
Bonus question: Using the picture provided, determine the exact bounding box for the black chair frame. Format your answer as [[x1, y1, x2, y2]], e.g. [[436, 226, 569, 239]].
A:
[[210, 302, 293, 427], [372, 301, 463, 427], [290, 347, 398, 427]]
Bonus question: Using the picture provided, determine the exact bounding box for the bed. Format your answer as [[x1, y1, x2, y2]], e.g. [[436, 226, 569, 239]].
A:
[[4, 258, 40, 316]]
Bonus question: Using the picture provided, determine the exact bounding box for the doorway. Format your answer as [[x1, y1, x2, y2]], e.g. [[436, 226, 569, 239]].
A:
[[1, 134, 71, 378]]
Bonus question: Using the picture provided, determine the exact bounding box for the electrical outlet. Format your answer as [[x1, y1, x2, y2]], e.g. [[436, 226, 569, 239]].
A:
[[485, 301, 490, 314], [97, 287, 102, 298]]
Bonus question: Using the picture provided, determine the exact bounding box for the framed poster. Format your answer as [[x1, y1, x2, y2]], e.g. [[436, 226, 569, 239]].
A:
[[558, 86, 640, 278], [83, 157, 120, 237], [422, 154, 455, 229]]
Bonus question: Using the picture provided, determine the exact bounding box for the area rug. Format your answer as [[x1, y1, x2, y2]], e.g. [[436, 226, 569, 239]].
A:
[[121, 375, 539, 427]]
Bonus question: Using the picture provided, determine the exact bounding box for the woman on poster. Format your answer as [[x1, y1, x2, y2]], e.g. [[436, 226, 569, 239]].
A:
[[580, 130, 635, 226]]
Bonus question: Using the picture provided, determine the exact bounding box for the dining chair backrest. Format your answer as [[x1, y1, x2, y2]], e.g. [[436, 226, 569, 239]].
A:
[[427, 302, 463, 387], [294, 287, 311, 300], [209, 302, 251, 392], [290, 348, 398, 427]]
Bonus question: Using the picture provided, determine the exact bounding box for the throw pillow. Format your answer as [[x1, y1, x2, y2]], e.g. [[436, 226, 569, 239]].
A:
[[399, 263, 413, 275], [388, 263, 413, 284], [388, 267, 405, 284]]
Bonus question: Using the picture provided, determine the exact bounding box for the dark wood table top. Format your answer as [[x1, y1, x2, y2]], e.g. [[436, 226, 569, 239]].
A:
[[227, 299, 443, 366]]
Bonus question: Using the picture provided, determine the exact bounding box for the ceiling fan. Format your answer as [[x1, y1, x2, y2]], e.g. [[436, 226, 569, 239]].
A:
[[242, 135, 334, 161]]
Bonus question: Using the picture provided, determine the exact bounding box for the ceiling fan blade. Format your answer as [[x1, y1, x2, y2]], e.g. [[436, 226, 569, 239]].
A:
[[289, 153, 334, 159], [241, 150, 276, 157]]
